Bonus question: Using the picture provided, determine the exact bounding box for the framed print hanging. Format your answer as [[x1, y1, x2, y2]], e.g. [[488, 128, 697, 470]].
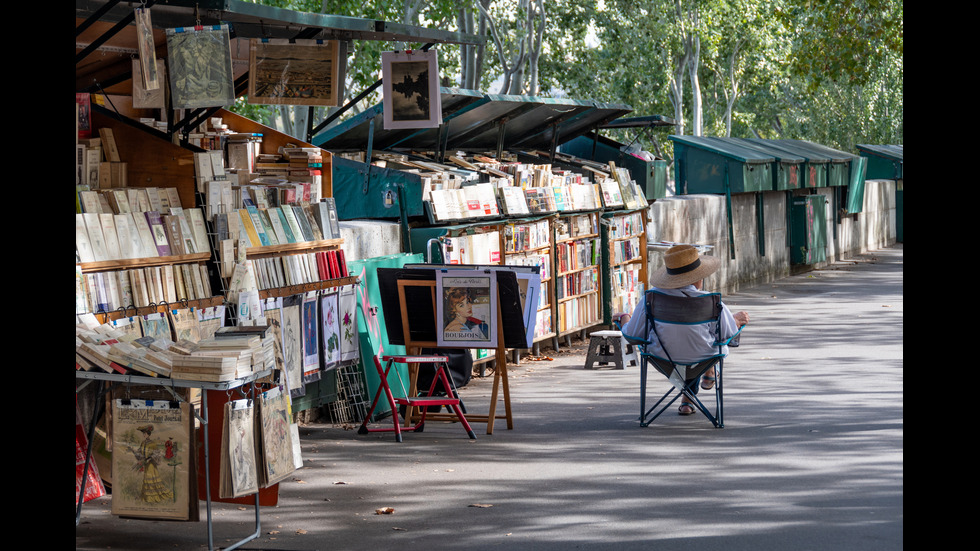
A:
[[166, 24, 235, 109], [248, 39, 342, 106], [381, 49, 442, 130], [256, 385, 297, 487], [435, 269, 497, 349], [219, 399, 259, 499], [301, 291, 320, 384], [111, 399, 195, 520]]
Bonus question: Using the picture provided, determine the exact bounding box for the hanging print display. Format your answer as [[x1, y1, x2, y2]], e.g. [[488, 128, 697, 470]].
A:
[[166, 24, 235, 109], [436, 269, 496, 349], [248, 39, 342, 106], [134, 6, 161, 91], [110, 400, 196, 520], [319, 290, 340, 371], [381, 49, 442, 130]]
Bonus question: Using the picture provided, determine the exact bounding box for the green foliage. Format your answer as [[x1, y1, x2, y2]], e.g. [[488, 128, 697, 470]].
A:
[[230, 0, 902, 155]]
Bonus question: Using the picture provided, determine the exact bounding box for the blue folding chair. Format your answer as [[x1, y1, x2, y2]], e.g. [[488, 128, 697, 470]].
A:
[[622, 290, 742, 428]]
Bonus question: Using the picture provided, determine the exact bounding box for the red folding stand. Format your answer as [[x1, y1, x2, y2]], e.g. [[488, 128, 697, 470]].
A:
[[358, 355, 476, 442]]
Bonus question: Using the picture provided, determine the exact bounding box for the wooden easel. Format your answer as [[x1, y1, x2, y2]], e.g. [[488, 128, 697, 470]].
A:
[[395, 278, 513, 434]]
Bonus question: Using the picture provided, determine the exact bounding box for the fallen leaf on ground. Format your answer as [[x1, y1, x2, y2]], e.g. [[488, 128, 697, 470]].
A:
[[375, 507, 395, 515], [296, 529, 307, 535], [469, 503, 493, 508]]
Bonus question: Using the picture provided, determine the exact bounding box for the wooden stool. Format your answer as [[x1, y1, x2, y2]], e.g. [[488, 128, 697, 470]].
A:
[[584, 330, 638, 370]]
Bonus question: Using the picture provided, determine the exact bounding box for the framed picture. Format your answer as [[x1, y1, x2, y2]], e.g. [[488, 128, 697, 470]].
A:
[[166, 24, 235, 109], [435, 269, 497, 348], [248, 39, 342, 106], [381, 49, 443, 130]]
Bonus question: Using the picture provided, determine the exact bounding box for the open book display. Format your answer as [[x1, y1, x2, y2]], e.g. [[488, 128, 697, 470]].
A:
[[375, 151, 648, 224]]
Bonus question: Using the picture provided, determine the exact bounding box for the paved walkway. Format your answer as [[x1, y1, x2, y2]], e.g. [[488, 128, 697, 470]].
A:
[[76, 245, 903, 551]]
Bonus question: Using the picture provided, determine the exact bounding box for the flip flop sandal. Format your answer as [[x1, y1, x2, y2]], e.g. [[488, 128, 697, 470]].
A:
[[701, 375, 716, 390], [678, 403, 696, 415]]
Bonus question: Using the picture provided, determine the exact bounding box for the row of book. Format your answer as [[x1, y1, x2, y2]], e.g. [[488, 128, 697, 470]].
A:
[[214, 200, 341, 249], [204, 178, 320, 219], [77, 186, 184, 216], [247, 249, 349, 291], [554, 213, 600, 242], [503, 218, 552, 253], [555, 266, 599, 300], [607, 210, 646, 240], [76, 261, 213, 315], [555, 238, 601, 273], [610, 237, 644, 265], [556, 293, 601, 334], [76, 208, 210, 264], [609, 263, 645, 317]]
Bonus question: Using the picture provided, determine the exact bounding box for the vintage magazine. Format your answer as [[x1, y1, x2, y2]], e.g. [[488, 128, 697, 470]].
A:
[[110, 399, 195, 520], [435, 269, 497, 348], [166, 24, 235, 109], [381, 49, 443, 130], [248, 39, 342, 106]]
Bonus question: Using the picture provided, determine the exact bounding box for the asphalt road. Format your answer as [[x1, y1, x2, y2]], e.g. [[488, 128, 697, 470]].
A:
[[76, 244, 903, 551]]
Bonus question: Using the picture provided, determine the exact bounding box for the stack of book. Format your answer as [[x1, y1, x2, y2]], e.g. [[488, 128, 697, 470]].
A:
[[170, 335, 260, 382]]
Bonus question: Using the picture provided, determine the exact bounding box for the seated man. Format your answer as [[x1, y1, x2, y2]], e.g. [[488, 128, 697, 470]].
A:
[[621, 245, 749, 415]]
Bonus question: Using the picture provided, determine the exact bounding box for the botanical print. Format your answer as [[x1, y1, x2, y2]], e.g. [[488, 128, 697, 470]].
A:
[[320, 291, 340, 370], [111, 400, 192, 520], [339, 285, 359, 363]]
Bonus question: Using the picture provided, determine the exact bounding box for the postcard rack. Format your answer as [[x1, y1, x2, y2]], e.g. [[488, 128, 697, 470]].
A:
[[393, 278, 513, 434], [75, 369, 273, 551]]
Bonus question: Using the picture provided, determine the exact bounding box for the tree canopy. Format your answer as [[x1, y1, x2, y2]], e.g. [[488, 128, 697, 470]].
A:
[[235, 0, 902, 157]]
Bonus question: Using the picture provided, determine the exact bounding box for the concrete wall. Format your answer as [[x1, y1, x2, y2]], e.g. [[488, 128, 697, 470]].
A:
[[645, 179, 899, 294]]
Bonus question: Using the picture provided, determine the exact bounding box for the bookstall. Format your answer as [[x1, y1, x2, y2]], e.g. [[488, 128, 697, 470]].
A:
[[314, 89, 647, 351], [76, 1, 486, 548]]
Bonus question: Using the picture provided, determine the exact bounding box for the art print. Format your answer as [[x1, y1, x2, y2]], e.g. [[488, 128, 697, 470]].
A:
[[166, 24, 235, 109], [111, 400, 194, 520], [220, 399, 259, 499], [256, 386, 296, 487], [381, 49, 442, 130], [281, 296, 305, 397], [339, 284, 359, 363], [435, 270, 496, 348], [319, 291, 340, 371], [301, 292, 320, 383], [248, 39, 341, 106], [262, 297, 286, 374]]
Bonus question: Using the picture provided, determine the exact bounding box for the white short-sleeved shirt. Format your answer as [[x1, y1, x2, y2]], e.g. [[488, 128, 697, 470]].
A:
[[621, 285, 740, 365]]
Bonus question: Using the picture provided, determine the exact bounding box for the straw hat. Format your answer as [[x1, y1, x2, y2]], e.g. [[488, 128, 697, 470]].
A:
[[650, 245, 721, 289]]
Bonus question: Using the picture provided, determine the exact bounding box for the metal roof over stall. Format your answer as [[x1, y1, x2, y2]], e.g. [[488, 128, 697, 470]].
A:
[[314, 91, 634, 161], [856, 144, 903, 180]]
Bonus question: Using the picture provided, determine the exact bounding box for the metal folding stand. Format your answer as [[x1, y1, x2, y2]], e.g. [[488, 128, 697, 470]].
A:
[[75, 369, 273, 551]]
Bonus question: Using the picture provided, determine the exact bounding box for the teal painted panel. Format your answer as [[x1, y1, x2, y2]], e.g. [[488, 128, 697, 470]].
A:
[[347, 253, 424, 420]]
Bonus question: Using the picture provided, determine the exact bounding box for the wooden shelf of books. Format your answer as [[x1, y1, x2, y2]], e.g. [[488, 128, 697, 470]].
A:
[[553, 211, 603, 339], [76, 185, 224, 323], [601, 208, 648, 324], [501, 215, 557, 347]]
